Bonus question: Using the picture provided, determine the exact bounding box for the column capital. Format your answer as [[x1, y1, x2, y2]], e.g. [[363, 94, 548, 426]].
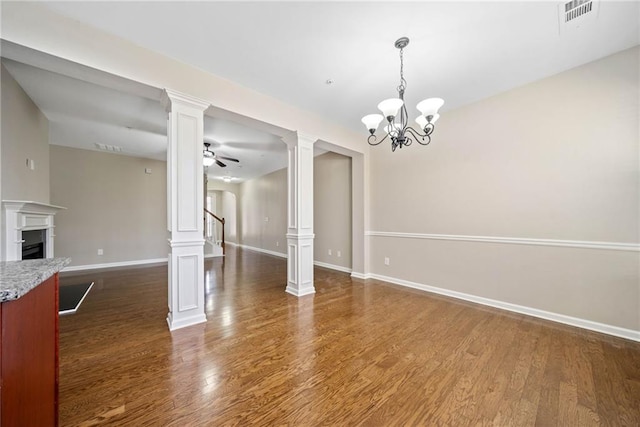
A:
[[161, 89, 210, 113], [283, 131, 318, 147]]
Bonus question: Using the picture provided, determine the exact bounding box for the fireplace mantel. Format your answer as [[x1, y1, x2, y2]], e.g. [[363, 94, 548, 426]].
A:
[[2, 200, 66, 261]]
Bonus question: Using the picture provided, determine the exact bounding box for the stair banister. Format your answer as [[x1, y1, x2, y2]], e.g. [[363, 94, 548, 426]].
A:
[[204, 208, 225, 255]]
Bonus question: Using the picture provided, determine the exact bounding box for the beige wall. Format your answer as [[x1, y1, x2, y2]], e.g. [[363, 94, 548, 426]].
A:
[[369, 47, 640, 332], [222, 190, 238, 244], [314, 152, 352, 269], [239, 168, 288, 253], [238, 153, 354, 271], [50, 145, 168, 267], [207, 181, 241, 245], [1, 64, 50, 203]]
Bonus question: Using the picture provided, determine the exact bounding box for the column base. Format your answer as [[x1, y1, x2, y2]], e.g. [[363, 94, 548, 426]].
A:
[[286, 233, 315, 297], [167, 312, 207, 331], [285, 285, 315, 297], [167, 239, 206, 331]]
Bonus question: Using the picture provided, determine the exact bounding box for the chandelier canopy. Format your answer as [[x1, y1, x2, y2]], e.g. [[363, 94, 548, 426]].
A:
[[361, 37, 444, 152]]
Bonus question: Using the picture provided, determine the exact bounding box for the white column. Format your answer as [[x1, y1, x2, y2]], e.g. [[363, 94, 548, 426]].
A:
[[161, 89, 209, 331], [285, 133, 316, 297]]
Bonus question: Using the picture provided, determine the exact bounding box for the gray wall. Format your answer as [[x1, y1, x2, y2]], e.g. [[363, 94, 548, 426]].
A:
[[368, 47, 639, 332], [1, 64, 50, 203], [222, 190, 238, 244], [1, 63, 51, 261], [239, 167, 288, 253], [50, 145, 168, 267], [237, 153, 354, 271], [314, 152, 352, 269]]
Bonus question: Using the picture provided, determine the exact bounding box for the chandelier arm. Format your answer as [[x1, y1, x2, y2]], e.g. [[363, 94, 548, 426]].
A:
[[399, 102, 408, 132], [367, 132, 388, 146], [405, 126, 432, 146]]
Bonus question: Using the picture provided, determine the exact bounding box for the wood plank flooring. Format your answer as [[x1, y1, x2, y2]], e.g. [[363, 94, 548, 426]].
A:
[[58, 247, 640, 426]]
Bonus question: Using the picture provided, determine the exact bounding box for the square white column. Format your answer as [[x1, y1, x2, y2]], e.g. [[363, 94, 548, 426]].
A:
[[161, 89, 209, 331], [285, 133, 316, 297]]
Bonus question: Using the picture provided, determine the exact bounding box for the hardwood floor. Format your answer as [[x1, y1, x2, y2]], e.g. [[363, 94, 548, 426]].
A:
[[58, 247, 640, 426]]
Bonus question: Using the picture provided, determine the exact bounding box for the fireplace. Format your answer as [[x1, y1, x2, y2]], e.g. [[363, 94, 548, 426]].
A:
[[2, 201, 66, 261], [22, 229, 46, 259]]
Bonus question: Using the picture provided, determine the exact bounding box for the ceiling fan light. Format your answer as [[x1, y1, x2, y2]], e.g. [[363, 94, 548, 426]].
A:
[[203, 156, 215, 167], [377, 98, 404, 119], [361, 114, 384, 133], [416, 98, 444, 117]]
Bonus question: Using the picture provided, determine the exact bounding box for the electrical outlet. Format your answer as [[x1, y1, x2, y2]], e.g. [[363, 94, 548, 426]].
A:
[[264, 217, 269, 222], [276, 241, 279, 247], [384, 257, 390, 266], [97, 249, 104, 256], [328, 249, 332, 256], [337, 250, 341, 257], [145, 168, 152, 174]]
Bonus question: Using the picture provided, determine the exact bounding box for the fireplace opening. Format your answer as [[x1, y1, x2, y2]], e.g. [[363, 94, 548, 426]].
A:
[[22, 229, 46, 260]]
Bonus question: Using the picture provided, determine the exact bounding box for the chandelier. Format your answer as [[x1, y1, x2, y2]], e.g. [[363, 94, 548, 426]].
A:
[[361, 37, 444, 152]]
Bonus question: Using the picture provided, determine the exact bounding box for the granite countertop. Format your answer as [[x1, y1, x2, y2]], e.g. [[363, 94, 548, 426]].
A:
[[0, 258, 71, 302]]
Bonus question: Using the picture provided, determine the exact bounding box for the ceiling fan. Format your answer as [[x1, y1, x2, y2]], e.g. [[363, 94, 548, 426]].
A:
[[203, 142, 239, 168]]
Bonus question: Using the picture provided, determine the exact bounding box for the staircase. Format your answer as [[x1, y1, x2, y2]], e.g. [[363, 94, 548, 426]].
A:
[[204, 208, 225, 258], [204, 238, 224, 258]]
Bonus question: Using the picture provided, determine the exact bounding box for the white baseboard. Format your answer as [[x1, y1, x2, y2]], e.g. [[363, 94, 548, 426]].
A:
[[238, 245, 353, 274], [350, 272, 372, 280], [313, 260, 352, 274], [367, 273, 640, 342], [239, 244, 287, 258], [62, 258, 168, 272], [204, 253, 224, 259]]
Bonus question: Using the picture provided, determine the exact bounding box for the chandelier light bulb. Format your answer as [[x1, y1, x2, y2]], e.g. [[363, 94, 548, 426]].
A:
[[416, 98, 444, 117], [377, 98, 404, 120], [384, 124, 399, 138], [415, 115, 428, 131], [361, 114, 384, 133]]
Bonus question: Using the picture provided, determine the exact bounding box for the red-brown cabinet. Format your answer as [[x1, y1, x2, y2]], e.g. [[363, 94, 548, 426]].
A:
[[1, 273, 59, 426]]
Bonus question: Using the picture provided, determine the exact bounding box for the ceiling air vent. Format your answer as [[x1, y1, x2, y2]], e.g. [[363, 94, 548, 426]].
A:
[[95, 143, 123, 153], [559, 0, 599, 33]]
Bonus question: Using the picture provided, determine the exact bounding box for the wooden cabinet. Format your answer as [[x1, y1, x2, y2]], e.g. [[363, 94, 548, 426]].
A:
[[1, 273, 59, 426]]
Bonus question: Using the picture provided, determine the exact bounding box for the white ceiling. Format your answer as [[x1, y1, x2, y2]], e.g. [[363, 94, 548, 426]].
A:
[[2, 1, 638, 182], [2, 58, 293, 182], [41, 1, 638, 132]]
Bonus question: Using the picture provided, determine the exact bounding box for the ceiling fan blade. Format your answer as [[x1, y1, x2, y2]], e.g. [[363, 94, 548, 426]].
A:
[[215, 159, 227, 168], [217, 156, 239, 162]]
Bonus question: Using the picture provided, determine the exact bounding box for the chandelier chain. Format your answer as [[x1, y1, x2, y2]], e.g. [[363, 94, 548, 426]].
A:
[[398, 46, 406, 94]]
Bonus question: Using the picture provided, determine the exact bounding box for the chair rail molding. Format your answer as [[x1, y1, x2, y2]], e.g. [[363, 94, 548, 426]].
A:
[[366, 231, 640, 252]]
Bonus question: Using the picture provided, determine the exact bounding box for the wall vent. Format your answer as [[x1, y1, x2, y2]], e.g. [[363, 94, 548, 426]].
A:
[[558, 0, 599, 33], [95, 143, 123, 153], [564, 0, 593, 22]]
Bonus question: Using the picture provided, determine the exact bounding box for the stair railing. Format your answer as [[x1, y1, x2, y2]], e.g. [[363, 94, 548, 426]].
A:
[[204, 208, 225, 255]]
